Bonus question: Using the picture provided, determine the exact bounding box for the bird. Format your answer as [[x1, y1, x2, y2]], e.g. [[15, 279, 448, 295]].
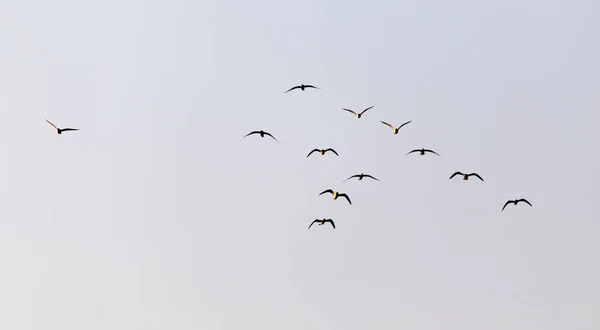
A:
[[45, 119, 79, 134], [307, 148, 339, 158], [243, 130, 278, 142], [449, 172, 484, 181], [405, 148, 440, 156], [342, 105, 374, 119], [343, 173, 379, 182], [308, 218, 335, 230], [380, 120, 412, 134], [319, 189, 352, 205], [284, 84, 319, 93], [501, 198, 532, 211]]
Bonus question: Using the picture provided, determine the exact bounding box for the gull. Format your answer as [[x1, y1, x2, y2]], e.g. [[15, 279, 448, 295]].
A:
[[319, 189, 352, 205], [501, 198, 532, 211], [342, 105, 374, 119], [243, 130, 278, 142], [284, 84, 319, 93], [449, 172, 484, 181], [343, 173, 379, 182], [307, 148, 339, 158], [308, 218, 335, 230], [45, 119, 79, 134], [380, 120, 412, 134], [405, 148, 440, 156]]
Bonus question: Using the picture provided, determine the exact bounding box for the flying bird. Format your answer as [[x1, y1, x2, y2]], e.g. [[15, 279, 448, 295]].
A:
[[45, 119, 79, 134], [405, 148, 440, 156], [449, 172, 484, 181], [307, 148, 339, 158], [343, 173, 379, 182], [342, 105, 374, 119], [243, 130, 278, 142], [380, 120, 412, 134], [284, 84, 319, 93], [308, 218, 335, 229], [501, 198, 532, 211], [319, 189, 352, 205]]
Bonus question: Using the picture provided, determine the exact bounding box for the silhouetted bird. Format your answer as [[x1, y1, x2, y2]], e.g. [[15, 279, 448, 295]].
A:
[[243, 130, 278, 142], [308, 218, 335, 229], [45, 119, 79, 134], [319, 189, 352, 205], [307, 148, 338, 158], [380, 120, 412, 134], [284, 84, 319, 93], [405, 148, 440, 156], [342, 105, 374, 119], [501, 198, 532, 211], [343, 173, 379, 182], [449, 172, 484, 181]]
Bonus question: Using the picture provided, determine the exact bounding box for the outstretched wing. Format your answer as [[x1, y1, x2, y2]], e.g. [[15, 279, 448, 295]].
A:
[[60, 128, 79, 132], [324, 219, 335, 229], [319, 189, 334, 196], [284, 85, 300, 93], [517, 198, 532, 207], [424, 149, 440, 156], [380, 121, 395, 130], [338, 193, 352, 205], [501, 200, 512, 211], [469, 173, 484, 181], [449, 172, 463, 180], [45, 119, 58, 130], [304, 85, 319, 90], [308, 220, 320, 230], [342, 108, 358, 116], [364, 174, 379, 181], [397, 120, 412, 130], [243, 131, 260, 138], [359, 105, 375, 115], [343, 175, 359, 182], [325, 148, 338, 156], [263, 132, 279, 142], [306, 149, 320, 158], [405, 149, 420, 156]]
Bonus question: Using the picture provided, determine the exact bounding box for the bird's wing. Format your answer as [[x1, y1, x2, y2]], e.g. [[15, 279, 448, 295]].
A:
[[60, 128, 79, 132], [284, 86, 300, 93], [325, 219, 335, 229], [319, 189, 334, 196], [264, 132, 278, 142], [339, 193, 352, 205], [325, 148, 339, 156], [243, 131, 260, 138], [342, 108, 358, 115], [304, 85, 319, 89], [359, 105, 375, 115], [45, 119, 58, 129], [381, 121, 395, 130], [424, 149, 440, 156], [343, 175, 359, 182], [405, 149, 420, 156], [449, 172, 463, 179], [397, 120, 412, 129], [469, 173, 484, 181], [308, 220, 319, 229], [501, 200, 512, 211], [364, 174, 379, 181], [306, 149, 320, 157], [517, 199, 532, 207]]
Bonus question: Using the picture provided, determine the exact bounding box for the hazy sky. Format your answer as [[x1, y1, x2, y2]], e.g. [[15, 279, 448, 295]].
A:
[[1, 0, 599, 329]]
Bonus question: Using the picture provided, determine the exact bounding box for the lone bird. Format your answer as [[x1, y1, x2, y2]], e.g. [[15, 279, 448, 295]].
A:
[[381, 120, 412, 134], [284, 84, 319, 93], [319, 189, 352, 205], [405, 148, 440, 156], [449, 172, 484, 181], [243, 130, 278, 142], [343, 173, 379, 182], [342, 105, 374, 119], [307, 148, 339, 158], [308, 218, 335, 230], [501, 198, 532, 211], [45, 119, 79, 134]]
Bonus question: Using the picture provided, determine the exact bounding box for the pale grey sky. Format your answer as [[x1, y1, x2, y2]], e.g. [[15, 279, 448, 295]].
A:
[[1, 0, 599, 329]]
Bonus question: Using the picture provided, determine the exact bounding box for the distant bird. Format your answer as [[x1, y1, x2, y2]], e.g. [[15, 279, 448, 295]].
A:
[[308, 218, 335, 230], [405, 148, 440, 156], [319, 189, 352, 205], [380, 120, 412, 134], [449, 172, 484, 181], [243, 130, 278, 142], [343, 173, 379, 182], [284, 84, 319, 93], [45, 119, 79, 134], [342, 105, 374, 119], [501, 198, 532, 211], [307, 148, 339, 158]]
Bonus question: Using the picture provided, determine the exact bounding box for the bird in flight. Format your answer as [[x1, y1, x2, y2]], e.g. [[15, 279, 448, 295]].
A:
[[45, 119, 79, 134], [307, 148, 339, 158], [308, 218, 335, 230], [405, 148, 440, 156], [342, 105, 374, 119], [449, 172, 484, 181], [501, 198, 532, 211], [243, 130, 278, 142], [319, 189, 352, 205], [380, 120, 412, 134], [284, 84, 319, 93], [343, 173, 379, 182]]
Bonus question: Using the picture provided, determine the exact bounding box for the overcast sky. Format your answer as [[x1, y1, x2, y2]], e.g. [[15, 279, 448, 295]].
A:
[[1, 0, 599, 329]]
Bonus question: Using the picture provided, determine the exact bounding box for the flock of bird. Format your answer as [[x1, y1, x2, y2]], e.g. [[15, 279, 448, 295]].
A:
[[241, 84, 533, 230], [44, 83, 532, 231]]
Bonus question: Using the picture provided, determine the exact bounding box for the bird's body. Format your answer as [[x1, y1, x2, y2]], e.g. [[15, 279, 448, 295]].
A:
[[308, 218, 335, 229], [502, 198, 532, 211], [319, 189, 352, 204], [449, 172, 484, 181], [343, 173, 379, 182], [381, 120, 412, 134], [45, 119, 79, 135], [342, 105, 374, 119], [243, 130, 278, 141], [307, 148, 339, 158], [284, 84, 319, 93], [405, 148, 440, 156]]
